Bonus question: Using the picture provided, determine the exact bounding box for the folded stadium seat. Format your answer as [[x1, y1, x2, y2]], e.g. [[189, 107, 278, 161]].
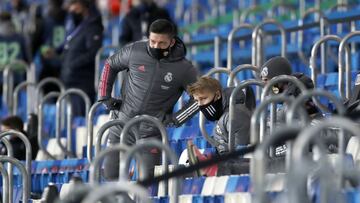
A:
[[201, 176, 228, 196], [224, 193, 251, 203], [353, 52, 360, 72], [155, 165, 176, 197], [323, 72, 340, 109], [184, 177, 206, 195], [316, 73, 326, 88], [225, 175, 250, 193], [324, 72, 339, 95], [191, 195, 225, 203], [151, 196, 169, 203], [75, 127, 87, 158], [346, 136, 360, 164], [36, 138, 67, 160], [179, 195, 193, 203], [193, 137, 213, 149]]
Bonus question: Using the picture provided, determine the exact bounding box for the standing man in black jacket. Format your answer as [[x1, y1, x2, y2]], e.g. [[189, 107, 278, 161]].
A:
[[98, 19, 198, 180], [61, 0, 103, 115], [119, 0, 176, 46]]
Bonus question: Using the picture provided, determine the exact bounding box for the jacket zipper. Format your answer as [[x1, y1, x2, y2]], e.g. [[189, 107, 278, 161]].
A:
[[139, 60, 158, 113]]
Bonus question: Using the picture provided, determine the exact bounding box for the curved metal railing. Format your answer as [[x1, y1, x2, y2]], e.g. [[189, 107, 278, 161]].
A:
[[38, 92, 60, 160], [55, 89, 91, 157], [226, 24, 254, 70], [121, 139, 179, 203], [12, 81, 35, 116], [87, 101, 104, 162], [252, 19, 287, 67], [229, 79, 264, 151]]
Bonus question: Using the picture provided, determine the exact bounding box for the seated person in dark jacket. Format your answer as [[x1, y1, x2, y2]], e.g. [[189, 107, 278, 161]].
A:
[[187, 76, 252, 175], [260, 56, 347, 155], [0, 116, 39, 160]]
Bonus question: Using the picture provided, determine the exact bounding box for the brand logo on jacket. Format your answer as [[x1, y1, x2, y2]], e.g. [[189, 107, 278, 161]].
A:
[[164, 72, 173, 82], [138, 65, 145, 72], [261, 67, 268, 77]]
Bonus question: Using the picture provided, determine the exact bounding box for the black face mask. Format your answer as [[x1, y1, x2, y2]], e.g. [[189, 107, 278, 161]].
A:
[[70, 12, 83, 26], [199, 96, 223, 121], [149, 46, 170, 60]]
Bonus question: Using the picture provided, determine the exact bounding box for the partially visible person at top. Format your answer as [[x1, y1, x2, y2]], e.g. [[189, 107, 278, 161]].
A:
[[34, 0, 67, 94], [119, 0, 176, 46], [0, 12, 30, 68], [9, 0, 29, 34], [0, 116, 39, 160], [60, 0, 103, 116]]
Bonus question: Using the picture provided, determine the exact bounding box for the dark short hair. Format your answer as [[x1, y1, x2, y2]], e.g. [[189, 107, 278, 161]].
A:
[[149, 19, 176, 38], [1, 116, 24, 131]]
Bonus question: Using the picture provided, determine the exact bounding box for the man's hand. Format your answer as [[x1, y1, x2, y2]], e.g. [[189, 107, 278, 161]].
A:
[[100, 98, 122, 111]]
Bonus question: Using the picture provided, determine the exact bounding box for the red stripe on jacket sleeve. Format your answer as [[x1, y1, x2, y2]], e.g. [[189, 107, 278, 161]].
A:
[[100, 61, 110, 97]]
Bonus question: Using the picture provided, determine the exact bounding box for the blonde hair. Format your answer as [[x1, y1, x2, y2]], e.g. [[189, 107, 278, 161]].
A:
[[187, 76, 222, 95]]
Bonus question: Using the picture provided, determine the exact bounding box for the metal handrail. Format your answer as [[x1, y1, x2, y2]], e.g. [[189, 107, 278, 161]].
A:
[[291, 117, 360, 203], [229, 79, 264, 151], [1, 138, 13, 203], [119, 115, 170, 195], [0, 163, 9, 203], [89, 144, 130, 184], [205, 67, 231, 76], [252, 126, 301, 203], [338, 31, 360, 99], [286, 90, 346, 170], [55, 89, 91, 158], [298, 9, 328, 67], [0, 156, 29, 202], [309, 35, 350, 100], [184, 13, 360, 49], [0, 130, 31, 197], [261, 75, 307, 136], [226, 24, 254, 70], [12, 81, 35, 116], [95, 119, 123, 156], [87, 102, 103, 162], [227, 64, 260, 86], [201, 68, 232, 147], [80, 182, 151, 203], [38, 92, 60, 160], [35, 77, 65, 113], [122, 139, 179, 203], [2, 60, 29, 113], [252, 19, 287, 67], [250, 95, 293, 145]]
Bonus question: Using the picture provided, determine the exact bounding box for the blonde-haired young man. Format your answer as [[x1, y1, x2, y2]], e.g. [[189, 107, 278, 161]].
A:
[[188, 76, 251, 175]]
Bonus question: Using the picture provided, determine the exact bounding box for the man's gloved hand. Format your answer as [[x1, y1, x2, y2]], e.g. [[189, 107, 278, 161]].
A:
[[100, 98, 122, 111]]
